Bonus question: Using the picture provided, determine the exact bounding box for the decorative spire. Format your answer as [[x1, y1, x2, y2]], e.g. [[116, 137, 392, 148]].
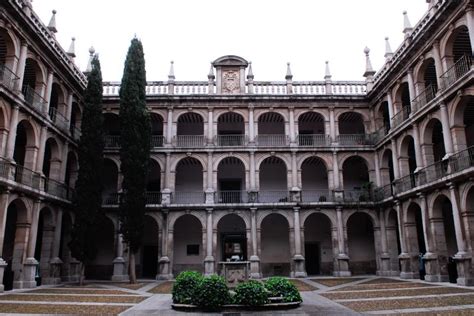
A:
[[84, 46, 95, 73], [403, 11, 413, 36], [247, 61, 254, 80], [208, 62, 215, 80], [168, 61, 175, 81], [67, 37, 76, 58], [324, 61, 332, 80], [384, 37, 393, 60], [363, 47, 375, 77], [47, 10, 57, 33], [285, 62, 293, 80]]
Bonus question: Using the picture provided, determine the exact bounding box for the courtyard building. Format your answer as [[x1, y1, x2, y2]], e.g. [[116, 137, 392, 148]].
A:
[[0, 0, 474, 292]]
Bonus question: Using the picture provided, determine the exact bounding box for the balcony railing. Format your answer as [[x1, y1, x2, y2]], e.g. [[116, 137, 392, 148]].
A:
[[104, 135, 121, 148], [344, 190, 372, 203], [22, 85, 47, 114], [217, 191, 249, 203], [257, 190, 290, 203], [391, 105, 411, 128], [301, 190, 333, 202], [14, 164, 41, 189], [297, 134, 331, 147], [0, 64, 19, 90], [103, 192, 120, 205], [173, 191, 205, 204], [374, 184, 394, 201], [215, 135, 247, 147], [49, 107, 70, 131], [440, 55, 472, 90], [336, 134, 373, 146], [175, 135, 206, 148], [449, 146, 474, 173], [44, 177, 68, 199], [145, 191, 162, 204], [256, 135, 289, 147], [411, 84, 436, 113], [151, 135, 165, 148]]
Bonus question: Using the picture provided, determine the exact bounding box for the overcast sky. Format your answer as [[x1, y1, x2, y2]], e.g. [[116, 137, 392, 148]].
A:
[[33, 0, 428, 82]]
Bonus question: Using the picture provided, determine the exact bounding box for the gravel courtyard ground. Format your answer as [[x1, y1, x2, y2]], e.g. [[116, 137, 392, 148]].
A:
[[0, 277, 473, 315]]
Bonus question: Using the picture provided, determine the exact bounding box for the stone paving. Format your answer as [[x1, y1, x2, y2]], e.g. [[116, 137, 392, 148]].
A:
[[0, 277, 472, 315]]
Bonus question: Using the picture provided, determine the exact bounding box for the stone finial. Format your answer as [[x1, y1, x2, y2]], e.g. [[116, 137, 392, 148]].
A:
[[285, 62, 293, 81], [247, 61, 254, 80], [84, 46, 95, 73], [67, 37, 76, 58], [384, 37, 393, 60], [403, 11, 413, 36], [324, 61, 332, 81], [363, 47, 376, 77], [208, 62, 215, 80], [47, 10, 57, 33], [168, 61, 175, 81]]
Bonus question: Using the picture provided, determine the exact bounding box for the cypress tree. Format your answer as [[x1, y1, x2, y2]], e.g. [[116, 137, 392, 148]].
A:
[[118, 38, 151, 284], [68, 55, 105, 285]]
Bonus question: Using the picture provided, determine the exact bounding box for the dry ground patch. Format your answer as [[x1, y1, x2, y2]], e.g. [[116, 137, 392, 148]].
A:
[[148, 281, 174, 294], [310, 278, 364, 287], [0, 303, 129, 315], [0, 293, 145, 304]]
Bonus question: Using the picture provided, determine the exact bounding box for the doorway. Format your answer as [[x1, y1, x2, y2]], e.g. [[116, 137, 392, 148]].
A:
[[142, 245, 158, 278], [221, 234, 247, 261], [305, 242, 320, 275]]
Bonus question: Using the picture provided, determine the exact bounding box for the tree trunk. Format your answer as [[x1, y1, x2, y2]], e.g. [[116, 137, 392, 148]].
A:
[[79, 263, 85, 286], [129, 252, 137, 284]]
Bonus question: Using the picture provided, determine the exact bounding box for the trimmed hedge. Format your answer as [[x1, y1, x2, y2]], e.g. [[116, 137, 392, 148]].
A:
[[172, 271, 203, 304], [233, 280, 268, 306], [195, 275, 230, 311], [264, 277, 302, 302]]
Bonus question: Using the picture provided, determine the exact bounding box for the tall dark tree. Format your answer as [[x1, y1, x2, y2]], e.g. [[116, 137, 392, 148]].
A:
[[68, 55, 105, 285], [118, 38, 151, 283]]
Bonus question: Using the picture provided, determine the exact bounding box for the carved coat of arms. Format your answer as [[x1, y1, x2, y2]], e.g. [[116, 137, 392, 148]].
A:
[[223, 70, 239, 93]]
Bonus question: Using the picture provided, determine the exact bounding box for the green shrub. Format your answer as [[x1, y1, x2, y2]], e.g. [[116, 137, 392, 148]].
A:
[[172, 271, 203, 304], [264, 277, 302, 302], [233, 280, 268, 306], [195, 275, 230, 311]]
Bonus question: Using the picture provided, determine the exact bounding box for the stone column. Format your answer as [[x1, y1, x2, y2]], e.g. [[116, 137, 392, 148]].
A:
[[391, 139, 400, 179], [374, 153, 382, 187], [289, 107, 296, 144], [407, 70, 416, 111], [45, 209, 63, 285], [439, 103, 454, 157], [158, 211, 172, 279], [205, 152, 214, 204], [166, 107, 173, 145], [207, 107, 213, 145], [335, 207, 350, 276], [0, 191, 10, 292], [387, 92, 395, 128], [5, 105, 19, 159], [466, 6, 474, 56], [248, 105, 255, 144], [292, 207, 306, 277], [396, 201, 412, 279], [36, 126, 48, 175], [66, 92, 73, 128], [15, 42, 28, 91], [412, 123, 424, 171], [44, 70, 54, 115], [112, 230, 128, 282], [379, 209, 391, 276], [22, 200, 41, 289], [290, 151, 300, 202], [432, 41, 445, 89], [329, 107, 336, 143], [419, 194, 440, 282], [249, 208, 261, 278], [204, 208, 215, 275], [161, 153, 171, 205], [249, 151, 257, 202], [333, 151, 343, 201]]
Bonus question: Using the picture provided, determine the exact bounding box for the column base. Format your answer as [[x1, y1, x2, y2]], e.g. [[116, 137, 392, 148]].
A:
[[377, 253, 391, 276], [204, 256, 215, 276], [20, 257, 39, 289], [398, 253, 415, 279], [334, 254, 351, 277], [423, 252, 440, 282], [158, 256, 172, 279], [112, 257, 129, 282], [68, 259, 81, 283], [0, 258, 7, 292], [291, 255, 307, 278], [249, 255, 261, 279], [454, 254, 473, 286]]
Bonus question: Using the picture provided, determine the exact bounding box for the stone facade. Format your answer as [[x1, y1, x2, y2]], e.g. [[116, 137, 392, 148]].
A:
[[0, 0, 474, 291]]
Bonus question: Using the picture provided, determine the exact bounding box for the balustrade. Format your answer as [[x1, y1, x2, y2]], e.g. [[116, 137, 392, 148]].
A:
[[217, 191, 248, 203], [49, 107, 70, 131], [44, 177, 68, 199], [257, 190, 290, 203], [22, 85, 47, 114], [104, 135, 121, 148], [151, 135, 164, 148], [215, 135, 247, 147], [440, 55, 472, 90], [0, 64, 19, 91], [297, 134, 330, 146], [411, 84, 436, 113], [336, 134, 373, 146], [175, 135, 206, 148], [173, 191, 205, 204], [256, 134, 289, 147], [301, 190, 332, 202], [145, 191, 162, 204], [390, 106, 411, 128]]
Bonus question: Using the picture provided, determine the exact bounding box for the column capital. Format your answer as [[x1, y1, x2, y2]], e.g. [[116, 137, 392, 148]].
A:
[[206, 208, 213, 213], [417, 192, 426, 200], [439, 102, 447, 109], [293, 206, 300, 212], [336, 206, 343, 212], [250, 207, 257, 213], [447, 182, 456, 191], [20, 40, 28, 47]]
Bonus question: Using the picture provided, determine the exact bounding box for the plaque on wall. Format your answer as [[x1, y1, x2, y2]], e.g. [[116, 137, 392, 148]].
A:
[[222, 70, 240, 94]]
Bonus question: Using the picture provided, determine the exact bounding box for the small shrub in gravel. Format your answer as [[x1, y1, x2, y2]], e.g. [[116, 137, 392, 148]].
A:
[[233, 280, 269, 306], [172, 271, 202, 304], [195, 275, 230, 311], [264, 277, 302, 302]]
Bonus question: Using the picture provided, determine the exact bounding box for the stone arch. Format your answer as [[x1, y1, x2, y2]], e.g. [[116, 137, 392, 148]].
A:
[[0, 26, 19, 70], [398, 134, 417, 176], [170, 154, 207, 172], [297, 153, 331, 171], [297, 111, 326, 134], [49, 81, 68, 116], [21, 56, 46, 96], [415, 57, 439, 95], [216, 213, 249, 262], [260, 212, 291, 276], [441, 23, 472, 68], [215, 110, 247, 123], [147, 158, 161, 196], [85, 215, 115, 280], [102, 158, 119, 204], [255, 110, 288, 123], [295, 110, 328, 123], [176, 111, 205, 136], [171, 213, 204, 275], [35, 207, 56, 280], [341, 156, 370, 195], [303, 212, 334, 275], [43, 137, 62, 179], [13, 119, 38, 169], [300, 156, 329, 202], [346, 211, 377, 275], [258, 156, 289, 202], [216, 156, 247, 202], [150, 112, 164, 147], [343, 209, 378, 229], [337, 111, 366, 135], [103, 112, 120, 136], [213, 153, 250, 172], [301, 210, 337, 229], [140, 213, 160, 278], [450, 94, 474, 150], [380, 148, 395, 186], [257, 210, 293, 229], [421, 118, 446, 165], [393, 81, 411, 114], [213, 211, 251, 231], [375, 100, 391, 132], [174, 157, 205, 203]]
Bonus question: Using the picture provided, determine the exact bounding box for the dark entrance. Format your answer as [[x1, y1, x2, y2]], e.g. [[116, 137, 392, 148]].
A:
[[142, 245, 158, 278], [221, 234, 247, 261], [304, 242, 320, 275]]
